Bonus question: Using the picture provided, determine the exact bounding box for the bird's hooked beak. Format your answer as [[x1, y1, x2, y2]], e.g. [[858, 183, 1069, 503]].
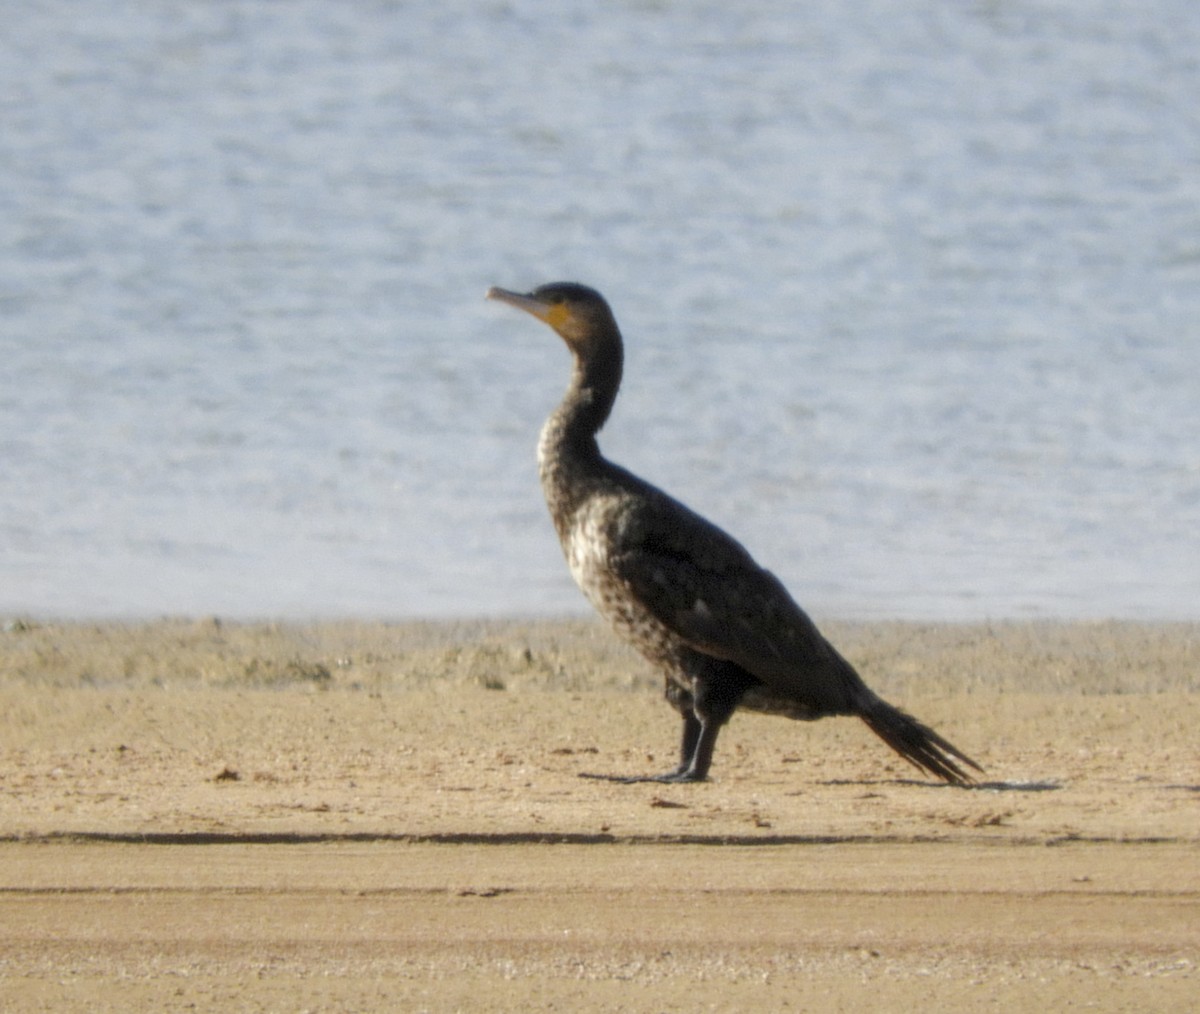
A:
[[486, 286, 570, 332]]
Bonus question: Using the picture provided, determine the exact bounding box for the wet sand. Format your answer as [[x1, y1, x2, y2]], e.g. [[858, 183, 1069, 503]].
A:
[[1, 617, 1197, 1010]]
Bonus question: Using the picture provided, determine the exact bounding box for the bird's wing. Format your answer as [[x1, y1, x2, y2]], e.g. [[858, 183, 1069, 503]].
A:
[[607, 495, 860, 710]]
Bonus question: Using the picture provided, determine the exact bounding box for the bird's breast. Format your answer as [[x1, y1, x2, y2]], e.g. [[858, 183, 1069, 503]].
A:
[[562, 501, 619, 611], [560, 499, 684, 669]]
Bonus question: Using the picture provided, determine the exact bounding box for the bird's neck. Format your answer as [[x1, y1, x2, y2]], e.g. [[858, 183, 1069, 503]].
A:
[[538, 345, 623, 517]]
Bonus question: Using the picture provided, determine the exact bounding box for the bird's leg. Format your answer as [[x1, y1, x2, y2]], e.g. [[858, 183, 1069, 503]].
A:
[[659, 664, 754, 782], [653, 712, 721, 782], [578, 666, 751, 784], [578, 711, 706, 784], [672, 710, 702, 776]]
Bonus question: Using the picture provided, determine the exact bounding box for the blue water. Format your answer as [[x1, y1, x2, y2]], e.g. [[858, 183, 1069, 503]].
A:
[[2, 1, 1198, 620]]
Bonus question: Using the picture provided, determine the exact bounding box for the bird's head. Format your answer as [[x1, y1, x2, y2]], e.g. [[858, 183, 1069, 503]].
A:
[[486, 282, 619, 355]]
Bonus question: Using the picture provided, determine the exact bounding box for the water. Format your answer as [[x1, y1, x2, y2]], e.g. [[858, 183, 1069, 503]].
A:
[[2, 0, 1198, 620]]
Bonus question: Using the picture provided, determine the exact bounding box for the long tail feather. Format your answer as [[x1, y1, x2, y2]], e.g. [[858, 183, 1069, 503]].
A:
[[858, 694, 982, 786]]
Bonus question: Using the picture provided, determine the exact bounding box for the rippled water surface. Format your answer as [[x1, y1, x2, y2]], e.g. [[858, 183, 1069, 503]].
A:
[[2, 1, 1198, 619]]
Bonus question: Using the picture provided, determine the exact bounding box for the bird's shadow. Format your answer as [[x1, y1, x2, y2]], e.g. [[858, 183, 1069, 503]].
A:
[[818, 778, 1062, 792], [578, 771, 701, 785], [580, 773, 1063, 792]]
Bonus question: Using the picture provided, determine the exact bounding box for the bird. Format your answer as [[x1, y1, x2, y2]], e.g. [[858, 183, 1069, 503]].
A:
[[486, 281, 981, 785]]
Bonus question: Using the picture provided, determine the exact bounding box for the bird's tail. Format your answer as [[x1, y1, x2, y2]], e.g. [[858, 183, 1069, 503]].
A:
[[857, 692, 982, 786]]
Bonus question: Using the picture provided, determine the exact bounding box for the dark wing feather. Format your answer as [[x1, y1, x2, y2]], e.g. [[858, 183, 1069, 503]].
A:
[[606, 490, 863, 713]]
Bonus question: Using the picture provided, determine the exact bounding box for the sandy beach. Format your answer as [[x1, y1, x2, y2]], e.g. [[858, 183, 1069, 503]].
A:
[[1, 617, 1197, 1010]]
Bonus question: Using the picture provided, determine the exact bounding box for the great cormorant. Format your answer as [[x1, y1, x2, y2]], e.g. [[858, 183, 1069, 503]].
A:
[[487, 282, 981, 785]]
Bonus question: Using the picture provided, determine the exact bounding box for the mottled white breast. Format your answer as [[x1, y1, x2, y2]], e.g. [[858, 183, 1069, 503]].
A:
[[560, 496, 684, 671], [562, 498, 619, 615]]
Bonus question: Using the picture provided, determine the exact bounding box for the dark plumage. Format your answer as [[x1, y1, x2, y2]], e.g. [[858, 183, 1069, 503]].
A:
[[487, 282, 981, 785]]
